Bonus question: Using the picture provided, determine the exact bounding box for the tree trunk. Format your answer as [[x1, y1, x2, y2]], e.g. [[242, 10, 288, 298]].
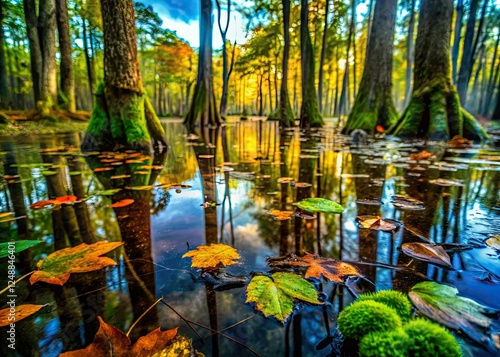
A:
[[0, 0, 8, 108], [456, 0, 478, 105], [484, 31, 500, 116], [216, 0, 230, 118], [24, 0, 43, 104], [390, 0, 488, 142], [451, 0, 463, 83], [492, 86, 500, 121], [300, 0, 323, 128], [184, 0, 221, 129], [82, 17, 94, 108], [317, 0, 329, 114], [342, 0, 398, 134], [39, 0, 57, 103], [351, 0, 357, 98], [277, 0, 294, 127], [56, 0, 75, 111], [339, 5, 354, 118], [404, 0, 416, 109], [82, 0, 166, 152]]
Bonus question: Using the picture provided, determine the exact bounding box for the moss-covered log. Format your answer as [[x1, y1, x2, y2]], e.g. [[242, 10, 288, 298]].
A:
[[342, 0, 398, 134], [390, 0, 488, 142]]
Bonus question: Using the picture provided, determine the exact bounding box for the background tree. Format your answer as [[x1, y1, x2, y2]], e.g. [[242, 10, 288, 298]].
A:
[[342, 0, 398, 134], [390, 0, 488, 141], [216, 0, 231, 118], [277, 0, 294, 127], [0, 0, 8, 108], [56, 0, 75, 111], [184, 0, 221, 130], [81, 0, 165, 152]]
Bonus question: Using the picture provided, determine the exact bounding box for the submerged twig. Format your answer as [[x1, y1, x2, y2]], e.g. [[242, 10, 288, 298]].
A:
[[126, 297, 162, 337], [0, 271, 34, 295]]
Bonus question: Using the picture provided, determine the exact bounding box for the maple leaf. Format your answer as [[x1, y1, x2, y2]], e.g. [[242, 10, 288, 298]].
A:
[[268, 252, 362, 283], [0, 304, 45, 327], [60, 316, 182, 357], [183, 243, 240, 269], [268, 210, 294, 220], [246, 272, 322, 323], [30, 241, 123, 285]]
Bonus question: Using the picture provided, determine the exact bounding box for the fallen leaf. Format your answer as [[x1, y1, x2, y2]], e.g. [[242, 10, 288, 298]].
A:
[[110, 174, 131, 180], [93, 167, 114, 172], [95, 189, 121, 196], [410, 150, 434, 161], [141, 165, 164, 170], [294, 182, 312, 188], [294, 198, 343, 214], [409, 281, 500, 349], [246, 272, 322, 322], [485, 235, 500, 252], [0, 240, 41, 259], [401, 243, 453, 269], [292, 210, 317, 219], [376, 125, 385, 133], [30, 199, 56, 209], [356, 216, 400, 231], [182, 243, 240, 269], [30, 241, 123, 285], [198, 155, 214, 159], [60, 316, 181, 357], [449, 135, 473, 149], [125, 185, 154, 191], [110, 199, 135, 208], [429, 178, 464, 187], [55, 195, 78, 204], [0, 304, 44, 327], [355, 198, 382, 205], [268, 210, 294, 221], [277, 177, 294, 183], [268, 252, 362, 283], [391, 195, 425, 210], [0, 212, 14, 219]]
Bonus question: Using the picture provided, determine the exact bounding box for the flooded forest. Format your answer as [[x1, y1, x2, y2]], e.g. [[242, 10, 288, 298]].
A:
[[1, 0, 500, 356]]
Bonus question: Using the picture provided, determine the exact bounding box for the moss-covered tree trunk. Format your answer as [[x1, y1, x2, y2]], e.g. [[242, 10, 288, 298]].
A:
[[343, 0, 398, 134], [277, 0, 295, 127], [299, 0, 323, 129], [390, 0, 488, 142], [184, 0, 221, 130], [56, 0, 75, 111], [82, 0, 166, 152]]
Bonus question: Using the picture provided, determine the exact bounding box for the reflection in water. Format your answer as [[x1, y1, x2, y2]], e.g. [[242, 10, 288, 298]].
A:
[[0, 119, 500, 356]]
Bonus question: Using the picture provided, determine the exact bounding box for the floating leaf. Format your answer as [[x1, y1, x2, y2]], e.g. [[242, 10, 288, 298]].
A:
[[60, 316, 181, 357], [95, 188, 121, 196], [449, 135, 473, 149], [277, 177, 294, 183], [0, 240, 42, 259], [429, 178, 464, 187], [141, 165, 164, 170], [30, 241, 123, 285], [110, 199, 135, 208], [198, 155, 214, 159], [93, 167, 114, 172], [125, 185, 154, 191], [355, 198, 382, 206], [110, 174, 131, 180], [485, 235, 500, 252], [391, 195, 425, 210], [401, 243, 453, 269], [294, 198, 343, 214], [0, 212, 14, 219], [292, 210, 317, 219], [182, 243, 240, 269], [30, 199, 56, 209], [294, 182, 312, 188], [409, 281, 500, 348], [55, 195, 78, 204], [356, 216, 400, 231], [0, 304, 44, 327], [409, 150, 434, 161], [268, 252, 362, 283], [268, 210, 294, 221], [41, 170, 57, 176], [246, 272, 321, 322], [69, 171, 82, 176]]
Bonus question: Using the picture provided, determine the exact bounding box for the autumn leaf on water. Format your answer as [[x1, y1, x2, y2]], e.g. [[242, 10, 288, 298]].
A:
[[268, 210, 294, 221], [30, 241, 123, 285], [485, 235, 500, 252], [293, 198, 343, 214], [30, 199, 56, 209], [54, 195, 78, 204], [277, 177, 294, 184], [110, 199, 135, 208], [0, 304, 45, 327], [268, 252, 362, 284], [356, 216, 400, 231], [246, 272, 322, 323], [409, 150, 435, 161], [401, 242, 453, 269], [59, 316, 187, 357], [449, 135, 473, 149], [183, 243, 240, 269], [93, 167, 114, 172]]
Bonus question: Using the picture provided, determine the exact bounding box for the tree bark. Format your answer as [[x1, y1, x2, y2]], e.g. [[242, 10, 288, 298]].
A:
[[484, 31, 500, 116], [317, 0, 329, 114], [277, 0, 294, 127], [82, 18, 94, 108], [0, 0, 9, 108], [82, 0, 166, 152], [300, 0, 323, 128], [56, 0, 75, 111], [451, 0, 463, 83], [39, 0, 57, 103], [23, 0, 43, 104], [404, 0, 416, 109], [216, 0, 230, 118], [390, 0, 488, 142], [184, 0, 221, 129], [342, 0, 398, 134], [492, 85, 500, 121]]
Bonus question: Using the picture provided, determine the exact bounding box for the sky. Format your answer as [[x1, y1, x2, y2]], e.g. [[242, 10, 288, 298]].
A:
[[142, 0, 249, 49]]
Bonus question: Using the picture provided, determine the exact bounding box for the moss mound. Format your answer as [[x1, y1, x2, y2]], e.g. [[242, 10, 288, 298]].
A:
[[404, 319, 461, 356], [357, 290, 412, 322], [359, 330, 408, 357], [337, 300, 402, 340]]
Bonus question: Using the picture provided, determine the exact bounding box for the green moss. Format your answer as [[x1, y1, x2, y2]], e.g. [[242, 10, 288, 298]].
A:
[[337, 300, 402, 340], [427, 90, 449, 141], [359, 330, 408, 357], [404, 319, 461, 357], [86, 82, 110, 139], [357, 290, 412, 322], [122, 92, 150, 144], [462, 108, 489, 142]]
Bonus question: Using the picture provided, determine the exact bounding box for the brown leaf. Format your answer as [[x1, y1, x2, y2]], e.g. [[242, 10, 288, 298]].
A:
[[356, 215, 399, 231], [449, 135, 473, 149], [409, 150, 434, 161], [110, 199, 135, 208], [30, 241, 123, 285], [0, 304, 44, 327], [60, 316, 178, 357], [182, 243, 240, 269], [268, 252, 362, 283], [401, 243, 453, 269]]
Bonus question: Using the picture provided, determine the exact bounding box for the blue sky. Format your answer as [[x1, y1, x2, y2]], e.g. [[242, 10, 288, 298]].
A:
[[142, 0, 249, 48]]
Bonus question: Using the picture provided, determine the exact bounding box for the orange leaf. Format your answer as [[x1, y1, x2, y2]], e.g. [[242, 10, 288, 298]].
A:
[[268, 210, 294, 221], [376, 125, 385, 133], [93, 167, 114, 172], [60, 316, 178, 357], [110, 199, 135, 208], [54, 195, 78, 204], [30, 199, 57, 209], [268, 252, 362, 283], [409, 150, 434, 161], [449, 135, 473, 149], [182, 243, 240, 269], [30, 241, 123, 285], [0, 304, 44, 327]]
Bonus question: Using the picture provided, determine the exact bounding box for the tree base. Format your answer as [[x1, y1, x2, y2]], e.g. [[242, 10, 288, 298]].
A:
[[184, 81, 221, 131]]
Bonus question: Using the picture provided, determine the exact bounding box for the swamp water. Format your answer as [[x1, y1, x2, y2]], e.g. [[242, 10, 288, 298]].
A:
[[0, 119, 499, 356]]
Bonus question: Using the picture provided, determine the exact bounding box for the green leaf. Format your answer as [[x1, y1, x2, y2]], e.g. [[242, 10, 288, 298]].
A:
[[95, 189, 122, 196], [246, 272, 321, 322], [293, 198, 343, 214], [0, 240, 42, 259], [409, 281, 500, 348]]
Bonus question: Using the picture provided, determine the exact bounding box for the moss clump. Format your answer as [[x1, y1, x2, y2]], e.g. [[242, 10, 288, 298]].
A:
[[404, 319, 461, 357], [359, 330, 408, 357], [357, 290, 412, 322], [337, 300, 402, 340]]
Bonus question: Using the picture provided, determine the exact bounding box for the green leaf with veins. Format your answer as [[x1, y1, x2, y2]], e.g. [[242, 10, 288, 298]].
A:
[[294, 198, 343, 213]]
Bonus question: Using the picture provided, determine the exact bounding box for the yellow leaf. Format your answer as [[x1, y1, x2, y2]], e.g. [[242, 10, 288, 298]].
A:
[[182, 243, 240, 269]]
